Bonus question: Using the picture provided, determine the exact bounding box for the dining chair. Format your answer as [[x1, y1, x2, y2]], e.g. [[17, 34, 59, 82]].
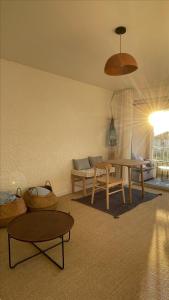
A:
[[91, 162, 125, 210]]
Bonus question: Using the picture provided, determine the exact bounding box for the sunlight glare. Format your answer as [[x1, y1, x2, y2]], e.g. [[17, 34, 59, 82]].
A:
[[149, 111, 169, 136]]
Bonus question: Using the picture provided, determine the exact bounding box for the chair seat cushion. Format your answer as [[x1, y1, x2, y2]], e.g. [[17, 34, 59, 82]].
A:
[[71, 167, 115, 178], [97, 176, 123, 186]]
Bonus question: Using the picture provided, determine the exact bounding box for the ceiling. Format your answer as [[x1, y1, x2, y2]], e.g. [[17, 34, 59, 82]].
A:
[[1, 0, 169, 91]]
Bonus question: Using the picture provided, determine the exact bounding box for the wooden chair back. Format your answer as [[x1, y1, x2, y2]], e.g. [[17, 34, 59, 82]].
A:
[[94, 162, 112, 185]]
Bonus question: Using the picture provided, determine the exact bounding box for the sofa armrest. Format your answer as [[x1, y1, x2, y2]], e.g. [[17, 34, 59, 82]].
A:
[[143, 159, 155, 167]]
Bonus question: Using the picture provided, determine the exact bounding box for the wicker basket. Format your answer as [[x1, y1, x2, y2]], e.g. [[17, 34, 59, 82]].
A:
[[0, 189, 27, 228], [23, 181, 58, 211]]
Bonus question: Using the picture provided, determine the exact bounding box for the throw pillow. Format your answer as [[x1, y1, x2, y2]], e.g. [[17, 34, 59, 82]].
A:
[[73, 158, 91, 170], [88, 156, 103, 167]]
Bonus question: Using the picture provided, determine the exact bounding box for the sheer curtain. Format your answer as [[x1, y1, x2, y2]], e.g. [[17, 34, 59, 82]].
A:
[[111, 88, 134, 159], [110, 87, 169, 180], [111, 88, 135, 181]]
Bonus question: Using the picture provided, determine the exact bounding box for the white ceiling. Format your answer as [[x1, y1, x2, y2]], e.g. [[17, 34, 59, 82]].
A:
[[1, 0, 169, 91]]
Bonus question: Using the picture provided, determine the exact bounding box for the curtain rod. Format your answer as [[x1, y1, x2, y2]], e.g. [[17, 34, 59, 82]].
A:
[[133, 95, 169, 106]]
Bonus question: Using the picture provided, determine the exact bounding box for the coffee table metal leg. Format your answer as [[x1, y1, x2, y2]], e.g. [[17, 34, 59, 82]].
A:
[[8, 233, 70, 269], [61, 236, 64, 269], [32, 235, 65, 270], [8, 234, 12, 269], [64, 231, 70, 242], [8, 234, 46, 268]]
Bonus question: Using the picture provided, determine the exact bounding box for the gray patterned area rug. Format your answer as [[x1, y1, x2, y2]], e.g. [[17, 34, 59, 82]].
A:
[[72, 188, 161, 218], [145, 178, 169, 190]]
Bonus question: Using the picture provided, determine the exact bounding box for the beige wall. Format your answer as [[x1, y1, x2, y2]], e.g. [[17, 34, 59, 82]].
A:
[[0, 59, 112, 195]]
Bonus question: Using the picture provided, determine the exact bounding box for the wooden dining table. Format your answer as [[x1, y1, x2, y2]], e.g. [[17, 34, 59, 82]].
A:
[[107, 159, 145, 203]]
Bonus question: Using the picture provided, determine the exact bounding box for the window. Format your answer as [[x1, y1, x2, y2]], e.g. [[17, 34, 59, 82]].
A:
[[149, 110, 169, 161]]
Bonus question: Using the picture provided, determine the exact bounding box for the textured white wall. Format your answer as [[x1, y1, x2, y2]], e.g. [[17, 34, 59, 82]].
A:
[[0, 59, 112, 195]]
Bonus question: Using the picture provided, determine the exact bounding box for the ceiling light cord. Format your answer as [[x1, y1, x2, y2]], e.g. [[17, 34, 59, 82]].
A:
[[120, 34, 121, 54]]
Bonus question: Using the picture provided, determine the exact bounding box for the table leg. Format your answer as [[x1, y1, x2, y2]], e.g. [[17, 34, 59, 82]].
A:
[[161, 168, 164, 181], [8, 234, 12, 269], [32, 235, 65, 270], [82, 177, 87, 196], [128, 167, 132, 203], [120, 166, 123, 178], [64, 231, 70, 242], [140, 165, 144, 199], [8, 234, 43, 269], [71, 174, 75, 193], [61, 236, 65, 269], [8, 233, 69, 269]]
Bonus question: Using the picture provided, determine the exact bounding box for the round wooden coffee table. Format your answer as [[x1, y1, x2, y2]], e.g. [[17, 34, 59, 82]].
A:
[[7, 210, 74, 269]]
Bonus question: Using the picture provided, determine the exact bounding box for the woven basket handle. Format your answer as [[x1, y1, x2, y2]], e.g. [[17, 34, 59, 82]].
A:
[[44, 180, 53, 192], [16, 187, 22, 197], [45, 180, 52, 187], [30, 187, 38, 196]]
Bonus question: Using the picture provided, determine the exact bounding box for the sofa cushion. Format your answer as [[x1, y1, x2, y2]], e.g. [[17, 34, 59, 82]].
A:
[[73, 158, 91, 170], [88, 156, 103, 167], [132, 167, 154, 182], [71, 167, 115, 177]]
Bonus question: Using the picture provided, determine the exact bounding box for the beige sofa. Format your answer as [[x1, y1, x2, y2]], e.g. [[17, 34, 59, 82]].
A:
[[131, 160, 154, 182], [71, 156, 114, 196]]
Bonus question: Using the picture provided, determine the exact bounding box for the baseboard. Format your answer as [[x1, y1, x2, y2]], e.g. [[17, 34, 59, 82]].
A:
[[55, 188, 71, 197]]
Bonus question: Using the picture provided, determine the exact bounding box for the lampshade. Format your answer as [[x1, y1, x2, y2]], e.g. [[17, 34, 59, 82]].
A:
[[104, 53, 138, 76], [104, 26, 138, 76]]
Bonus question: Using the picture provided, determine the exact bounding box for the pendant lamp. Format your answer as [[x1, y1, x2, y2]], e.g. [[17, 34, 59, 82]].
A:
[[104, 26, 138, 76]]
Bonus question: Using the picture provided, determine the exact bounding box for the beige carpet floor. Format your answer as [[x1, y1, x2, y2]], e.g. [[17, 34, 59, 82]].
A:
[[0, 187, 169, 300]]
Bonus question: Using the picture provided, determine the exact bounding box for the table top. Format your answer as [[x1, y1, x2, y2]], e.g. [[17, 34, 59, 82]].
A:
[[107, 159, 145, 167], [7, 210, 74, 243]]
